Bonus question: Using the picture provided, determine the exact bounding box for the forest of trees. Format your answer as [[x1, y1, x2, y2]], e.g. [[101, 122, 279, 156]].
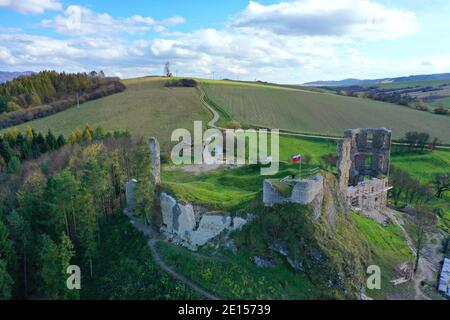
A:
[[0, 71, 126, 130], [0, 125, 169, 299], [0, 125, 132, 174], [1, 70, 104, 110]]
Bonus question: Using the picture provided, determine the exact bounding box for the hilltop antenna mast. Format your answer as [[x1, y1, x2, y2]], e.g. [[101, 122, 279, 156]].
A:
[[164, 62, 172, 77]]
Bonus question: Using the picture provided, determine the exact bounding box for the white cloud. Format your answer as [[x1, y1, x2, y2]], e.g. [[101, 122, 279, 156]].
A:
[[0, 46, 17, 65], [40, 5, 186, 35], [161, 16, 186, 26], [421, 54, 450, 70], [0, 0, 62, 14], [234, 0, 417, 40], [1, 1, 443, 83]]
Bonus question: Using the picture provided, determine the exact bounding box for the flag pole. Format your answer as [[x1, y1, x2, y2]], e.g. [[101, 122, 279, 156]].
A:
[[299, 158, 302, 179]]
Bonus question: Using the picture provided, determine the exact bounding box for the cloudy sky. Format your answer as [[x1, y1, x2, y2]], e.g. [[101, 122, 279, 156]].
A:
[[0, 0, 449, 83]]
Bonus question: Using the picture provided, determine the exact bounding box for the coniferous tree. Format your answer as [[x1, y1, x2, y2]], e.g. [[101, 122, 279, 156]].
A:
[[7, 210, 31, 297], [82, 125, 93, 142], [40, 233, 78, 300], [7, 156, 20, 174], [0, 139, 13, 163], [46, 130, 57, 150], [94, 125, 107, 140], [132, 138, 154, 224], [0, 260, 13, 299], [56, 135, 66, 148], [0, 220, 14, 296]]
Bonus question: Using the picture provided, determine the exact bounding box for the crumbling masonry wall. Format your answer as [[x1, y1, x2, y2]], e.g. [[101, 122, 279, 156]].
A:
[[148, 137, 161, 185], [263, 175, 324, 219], [337, 128, 392, 215]]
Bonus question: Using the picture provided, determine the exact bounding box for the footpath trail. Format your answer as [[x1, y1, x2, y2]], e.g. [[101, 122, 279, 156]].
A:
[[198, 86, 450, 150], [123, 209, 221, 300]]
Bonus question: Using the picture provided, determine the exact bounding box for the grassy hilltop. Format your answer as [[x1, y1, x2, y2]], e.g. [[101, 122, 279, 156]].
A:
[[6, 77, 210, 146]]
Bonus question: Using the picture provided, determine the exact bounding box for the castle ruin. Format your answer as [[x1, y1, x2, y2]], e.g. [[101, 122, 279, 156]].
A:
[[263, 127, 392, 222], [337, 128, 392, 217], [148, 137, 161, 185]]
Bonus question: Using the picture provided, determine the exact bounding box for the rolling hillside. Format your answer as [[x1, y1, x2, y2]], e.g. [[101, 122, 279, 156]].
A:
[[305, 73, 450, 87], [201, 81, 450, 143], [5, 77, 210, 146]]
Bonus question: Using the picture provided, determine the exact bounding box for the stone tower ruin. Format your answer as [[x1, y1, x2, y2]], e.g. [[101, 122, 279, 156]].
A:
[[337, 128, 392, 216], [148, 137, 161, 185]]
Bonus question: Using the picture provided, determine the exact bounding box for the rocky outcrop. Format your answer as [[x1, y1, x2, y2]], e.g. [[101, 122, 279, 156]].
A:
[[252, 256, 275, 268], [189, 215, 232, 247], [160, 192, 247, 250]]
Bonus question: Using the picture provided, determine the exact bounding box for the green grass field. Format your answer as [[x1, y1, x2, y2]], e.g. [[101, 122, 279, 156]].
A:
[[430, 97, 450, 109], [202, 82, 450, 143], [391, 149, 450, 183], [375, 79, 450, 90], [4, 77, 210, 146]]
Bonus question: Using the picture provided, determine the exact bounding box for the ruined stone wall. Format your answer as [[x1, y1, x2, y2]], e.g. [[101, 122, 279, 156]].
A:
[[291, 175, 324, 205], [263, 180, 291, 206], [148, 137, 161, 185], [343, 128, 391, 185], [125, 179, 138, 212], [347, 178, 389, 213], [263, 175, 324, 217], [337, 138, 352, 195]]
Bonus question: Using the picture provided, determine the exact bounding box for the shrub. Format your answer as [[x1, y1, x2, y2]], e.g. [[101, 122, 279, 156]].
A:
[[165, 78, 197, 87], [434, 106, 450, 115]]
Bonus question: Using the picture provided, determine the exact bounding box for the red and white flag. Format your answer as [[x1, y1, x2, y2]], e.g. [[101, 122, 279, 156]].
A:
[[292, 154, 301, 163]]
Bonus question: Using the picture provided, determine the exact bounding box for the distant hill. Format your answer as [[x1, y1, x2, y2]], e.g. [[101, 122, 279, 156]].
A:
[[0, 71, 34, 83], [305, 73, 450, 87]]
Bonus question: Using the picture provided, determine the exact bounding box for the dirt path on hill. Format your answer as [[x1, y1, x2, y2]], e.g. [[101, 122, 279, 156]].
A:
[[199, 87, 220, 128], [123, 209, 221, 300]]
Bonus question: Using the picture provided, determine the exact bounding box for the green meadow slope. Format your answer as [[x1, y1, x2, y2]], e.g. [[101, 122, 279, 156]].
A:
[[5, 77, 210, 146], [201, 81, 450, 143]]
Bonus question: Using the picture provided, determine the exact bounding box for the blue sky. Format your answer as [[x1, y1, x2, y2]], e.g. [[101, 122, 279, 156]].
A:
[[1, 0, 450, 83]]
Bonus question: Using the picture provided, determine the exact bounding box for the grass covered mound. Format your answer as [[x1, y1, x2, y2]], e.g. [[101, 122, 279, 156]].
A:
[[234, 173, 370, 299], [160, 162, 315, 212]]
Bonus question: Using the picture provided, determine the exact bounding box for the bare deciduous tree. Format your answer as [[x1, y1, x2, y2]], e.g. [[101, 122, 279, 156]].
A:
[[433, 173, 449, 198], [405, 205, 437, 273]]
